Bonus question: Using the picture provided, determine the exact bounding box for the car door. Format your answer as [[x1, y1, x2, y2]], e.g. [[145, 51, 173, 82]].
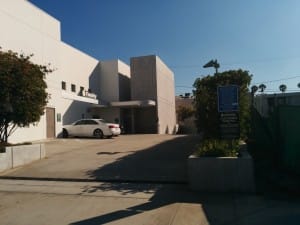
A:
[[82, 119, 98, 136], [71, 120, 85, 136]]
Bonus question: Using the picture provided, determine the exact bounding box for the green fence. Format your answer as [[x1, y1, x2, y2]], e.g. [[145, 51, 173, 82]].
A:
[[278, 106, 300, 173], [251, 105, 300, 174]]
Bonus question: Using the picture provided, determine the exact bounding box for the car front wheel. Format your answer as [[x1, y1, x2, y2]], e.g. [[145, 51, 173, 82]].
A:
[[62, 129, 69, 138], [94, 129, 103, 139]]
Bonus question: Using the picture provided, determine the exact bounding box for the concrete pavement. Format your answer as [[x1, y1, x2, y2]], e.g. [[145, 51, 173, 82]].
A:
[[1, 135, 300, 224], [0, 135, 199, 183], [1, 179, 300, 225]]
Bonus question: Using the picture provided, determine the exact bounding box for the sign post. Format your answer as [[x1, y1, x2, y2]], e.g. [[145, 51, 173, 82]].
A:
[[217, 85, 240, 139]]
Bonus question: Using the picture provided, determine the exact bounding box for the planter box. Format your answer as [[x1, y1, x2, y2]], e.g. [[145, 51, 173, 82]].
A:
[[188, 147, 255, 192], [0, 144, 45, 173]]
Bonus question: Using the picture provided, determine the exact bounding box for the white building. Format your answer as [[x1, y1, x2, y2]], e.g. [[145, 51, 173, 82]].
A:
[[0, 1, 176, 143]]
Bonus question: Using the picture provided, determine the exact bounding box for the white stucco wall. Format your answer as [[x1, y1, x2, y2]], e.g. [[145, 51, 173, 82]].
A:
[[97, 60, 130, 122], [0, 0, 102, 143], [0, 0, 61, 143], [155, 56, 176, 134], [99, 60, 130, 102], [130, 55, 157, 101], [99, 60, 119, 102], [54, 43, 99, 128], [130, 55, 176, 134]]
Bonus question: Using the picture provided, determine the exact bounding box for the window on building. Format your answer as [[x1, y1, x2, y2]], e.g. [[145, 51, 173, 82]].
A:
[[61, 81, 66, 90], [71, 84, 76, 92], [79, 86, 84, 96]]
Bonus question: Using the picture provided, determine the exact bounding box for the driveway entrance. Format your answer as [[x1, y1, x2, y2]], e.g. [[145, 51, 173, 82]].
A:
[[1, 135, 200, 183]]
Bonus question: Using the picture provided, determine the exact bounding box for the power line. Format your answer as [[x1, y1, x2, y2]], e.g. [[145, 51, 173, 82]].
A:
[[170, 56, 300, 69], [176, 85, 193, 88], [175, 75, 300, 89], [252, 75, 300, 85]]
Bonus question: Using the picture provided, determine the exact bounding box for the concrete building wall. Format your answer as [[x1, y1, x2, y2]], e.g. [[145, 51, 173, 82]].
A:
[[130, 56, 157, 101], [96, 60, 131, 123], [0, 0, 61, 143], [0, 0, 101, 143], [57, 42, 100, 129], [0, 0, 61, 41], [155, 56, 176, 134], [99, 60, 130, 102], [118, 60, 131, 101], [130, 55, 176, 134], [99, 61, 119, 103], [1, 2, 177, 141], [130, 56, 157, 133]]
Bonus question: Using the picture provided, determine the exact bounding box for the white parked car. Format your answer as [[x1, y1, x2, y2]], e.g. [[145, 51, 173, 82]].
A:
[[62, 119, 113, 139], [98, 119, 121, 136]]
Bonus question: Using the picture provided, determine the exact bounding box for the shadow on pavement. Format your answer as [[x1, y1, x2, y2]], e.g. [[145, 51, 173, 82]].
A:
[[72, 183, 231, 225], [72, 182, 300, 225], [86, 135, 200, 183], [73, 135, 300, 225]]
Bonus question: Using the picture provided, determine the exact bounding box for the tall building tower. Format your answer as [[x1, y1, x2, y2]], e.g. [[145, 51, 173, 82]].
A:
[[130, 55, 176, 134]]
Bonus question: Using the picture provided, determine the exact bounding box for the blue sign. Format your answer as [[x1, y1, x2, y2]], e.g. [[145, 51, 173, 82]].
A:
[[218, 85, 239, 112]]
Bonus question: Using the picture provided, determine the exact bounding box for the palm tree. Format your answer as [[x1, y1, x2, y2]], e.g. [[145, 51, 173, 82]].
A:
[[279, 84, 287, 93], [258, 84, 266, 93], [251, 85, 258, 94], [250, 85, 258, 106]]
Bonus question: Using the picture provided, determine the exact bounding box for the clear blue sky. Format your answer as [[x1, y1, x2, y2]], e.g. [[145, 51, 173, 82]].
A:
[[29, 0, 300, 95]]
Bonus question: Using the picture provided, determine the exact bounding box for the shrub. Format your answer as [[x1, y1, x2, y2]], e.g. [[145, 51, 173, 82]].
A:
[[193, 69, 252, 139], [195, 139, 240, 157]]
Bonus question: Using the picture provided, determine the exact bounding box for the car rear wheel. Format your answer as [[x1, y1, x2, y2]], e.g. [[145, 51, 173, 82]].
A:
[[94, 129, 104, 139], [62, 129, 69, 138]]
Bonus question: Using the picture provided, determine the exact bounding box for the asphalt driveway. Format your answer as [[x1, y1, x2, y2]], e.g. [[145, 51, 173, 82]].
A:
[[0, 135, 200, 183]]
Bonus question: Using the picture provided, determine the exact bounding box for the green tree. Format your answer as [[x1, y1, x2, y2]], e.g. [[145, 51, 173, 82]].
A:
[[193, 69, 252, 139], [0, 48, 52, 143]]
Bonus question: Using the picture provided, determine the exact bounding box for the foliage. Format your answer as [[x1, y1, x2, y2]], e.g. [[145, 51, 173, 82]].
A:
[[279, 84, 287, 93], [176, 105, 195, 122], [0, 48, 52, 143], [193, 69, 252, 139], [251, 85, 258, 95], [194, 139, 240, 157], [258, 84, 266, 93]]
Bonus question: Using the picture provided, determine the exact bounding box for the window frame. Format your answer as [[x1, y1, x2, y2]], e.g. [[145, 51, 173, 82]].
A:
[[71, 84, 76, 92], [61, 81, 66, 90]]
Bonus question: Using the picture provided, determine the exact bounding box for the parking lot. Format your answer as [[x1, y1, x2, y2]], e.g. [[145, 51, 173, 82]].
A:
[[1, 135, 200, 183]]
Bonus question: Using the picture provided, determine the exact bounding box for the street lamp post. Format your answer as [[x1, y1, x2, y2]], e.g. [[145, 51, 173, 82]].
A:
[[203, 59, 220, 74]]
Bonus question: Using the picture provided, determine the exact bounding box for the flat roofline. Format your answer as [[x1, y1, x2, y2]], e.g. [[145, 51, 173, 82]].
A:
[[90, 100, 156, 109]]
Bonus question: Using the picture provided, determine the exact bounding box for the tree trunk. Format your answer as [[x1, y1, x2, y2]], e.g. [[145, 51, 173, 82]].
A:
[[4, 122, 8, 143]]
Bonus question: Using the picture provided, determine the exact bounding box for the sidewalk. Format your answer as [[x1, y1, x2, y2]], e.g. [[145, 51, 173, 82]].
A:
[[0, 179, 299, 225]]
